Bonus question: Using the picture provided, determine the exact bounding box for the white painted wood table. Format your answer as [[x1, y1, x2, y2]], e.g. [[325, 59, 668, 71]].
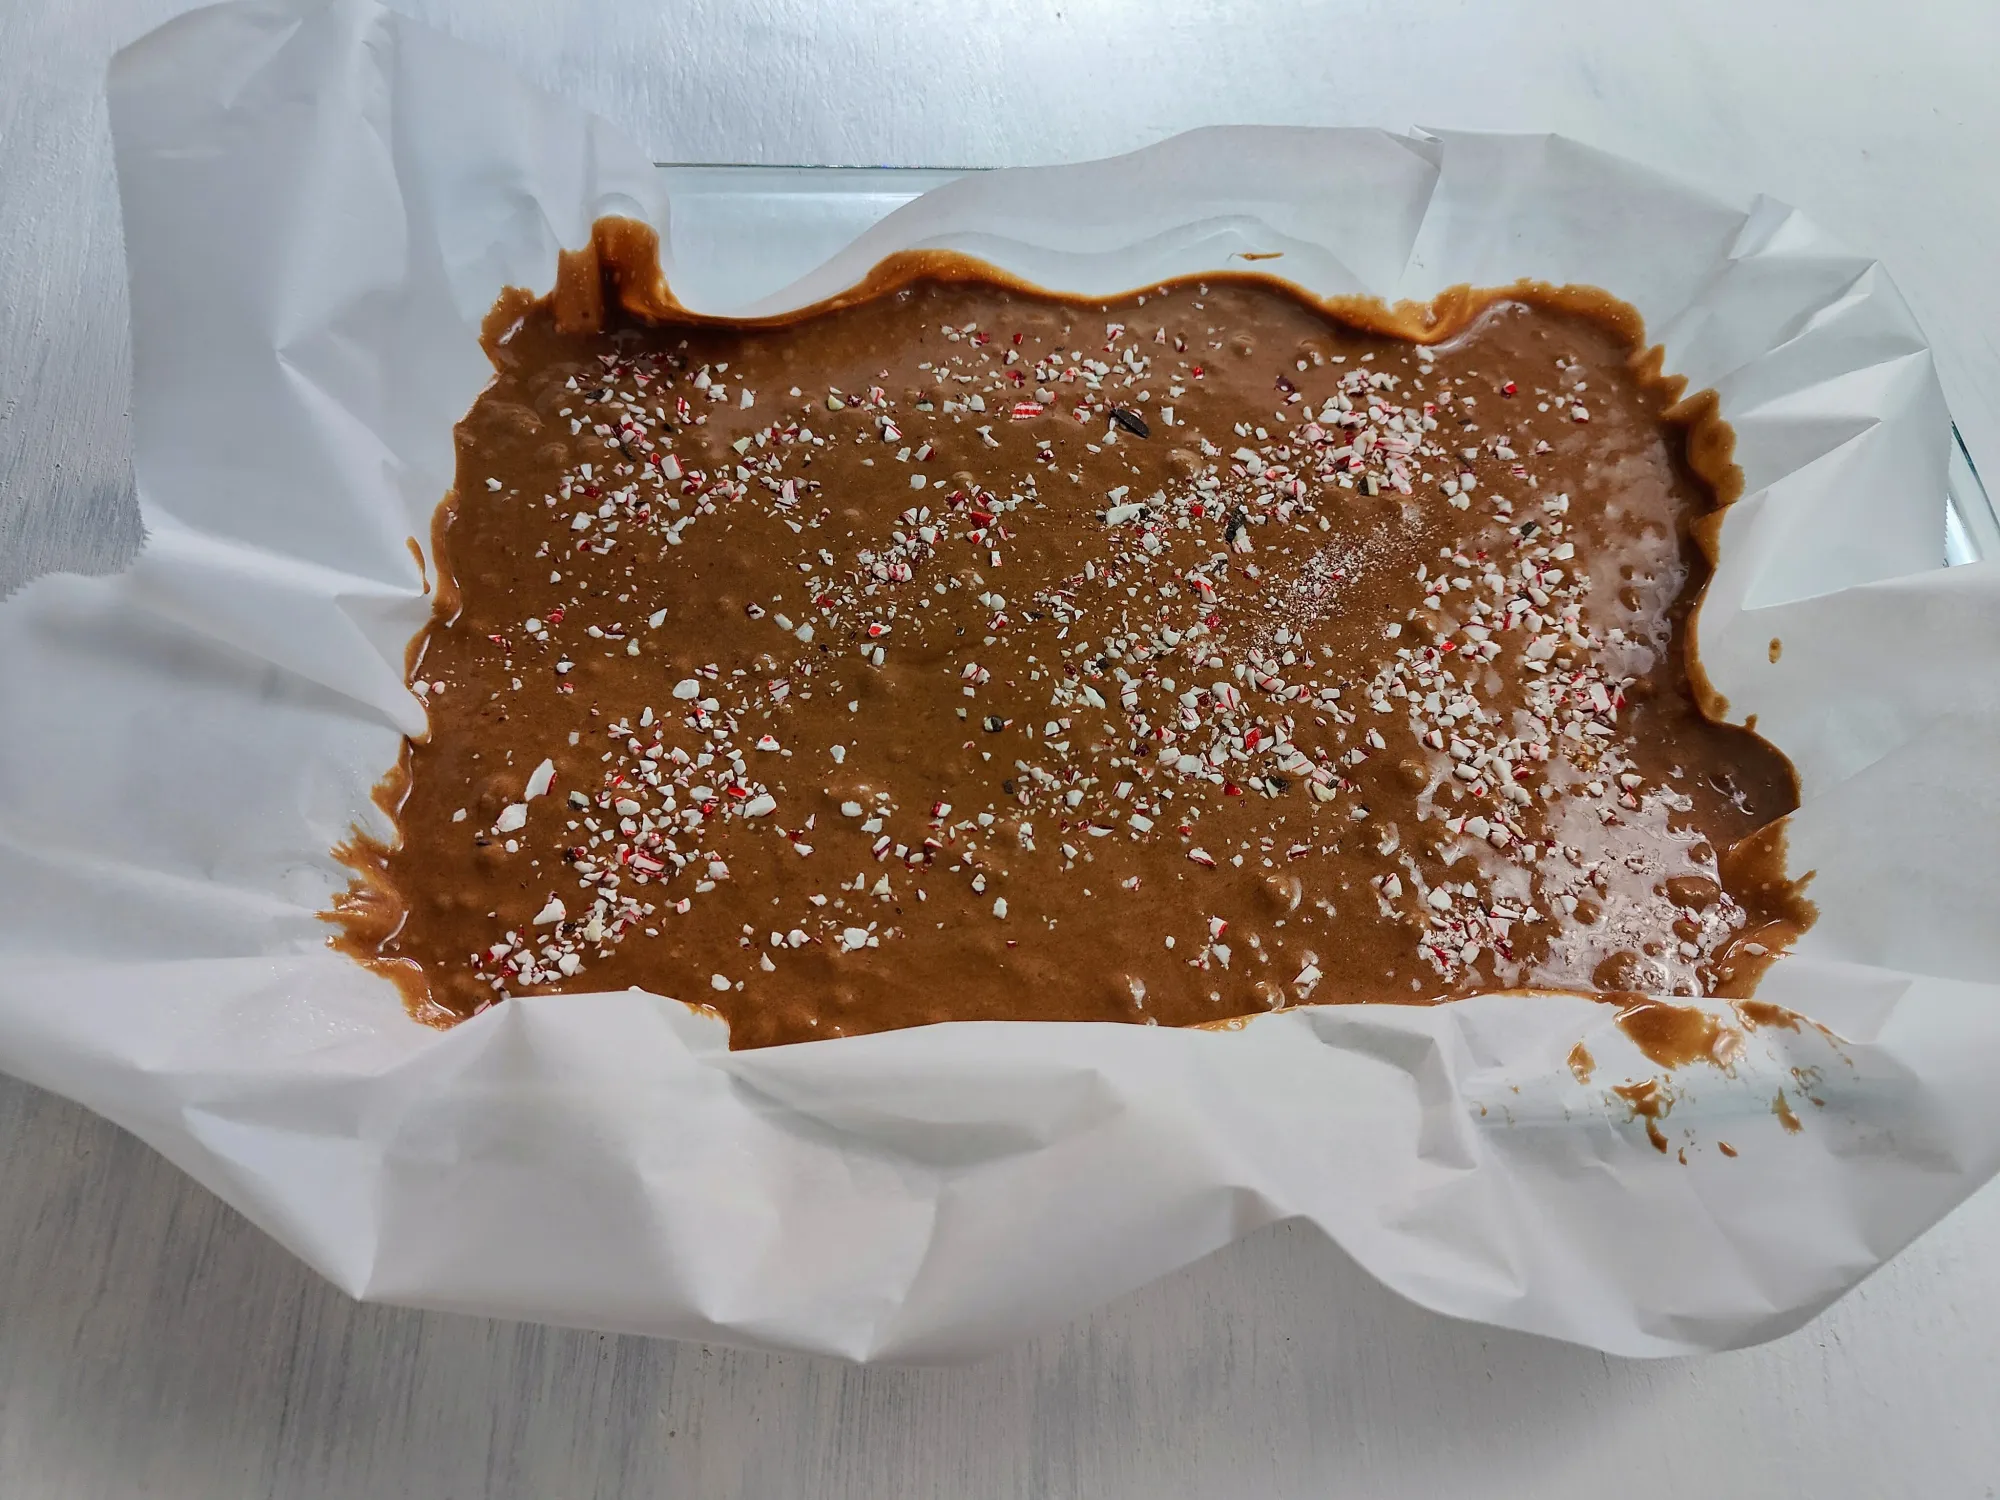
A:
[[4, 2, 1997, 1493]]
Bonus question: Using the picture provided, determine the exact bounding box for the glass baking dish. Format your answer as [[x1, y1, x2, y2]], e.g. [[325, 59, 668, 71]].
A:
[[654, 163, 1997, 567]]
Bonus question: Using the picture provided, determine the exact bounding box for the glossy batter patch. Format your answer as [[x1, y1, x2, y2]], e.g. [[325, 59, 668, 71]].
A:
[[332, 225, 1811, 1049]]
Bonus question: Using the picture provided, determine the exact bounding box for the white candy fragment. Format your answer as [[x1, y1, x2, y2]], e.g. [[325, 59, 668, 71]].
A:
[[524, 759, 556, 800]]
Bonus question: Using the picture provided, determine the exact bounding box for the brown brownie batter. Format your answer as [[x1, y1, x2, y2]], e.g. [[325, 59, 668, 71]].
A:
[[332, 222, 1811, 1049]]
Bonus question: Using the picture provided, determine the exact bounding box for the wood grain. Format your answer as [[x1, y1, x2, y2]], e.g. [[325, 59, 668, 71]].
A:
[[4, 1, 1998, 1493]]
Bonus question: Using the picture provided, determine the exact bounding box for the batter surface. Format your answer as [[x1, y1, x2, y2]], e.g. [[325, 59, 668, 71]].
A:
[[332, 224, 1810, 1049]]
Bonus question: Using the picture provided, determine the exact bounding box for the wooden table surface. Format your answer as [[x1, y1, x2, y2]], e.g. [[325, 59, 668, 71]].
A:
[[4, 2, 1998, 1494]]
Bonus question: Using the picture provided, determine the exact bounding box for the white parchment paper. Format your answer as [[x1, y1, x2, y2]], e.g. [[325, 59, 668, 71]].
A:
[[2, 0, 1998, 1359]]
